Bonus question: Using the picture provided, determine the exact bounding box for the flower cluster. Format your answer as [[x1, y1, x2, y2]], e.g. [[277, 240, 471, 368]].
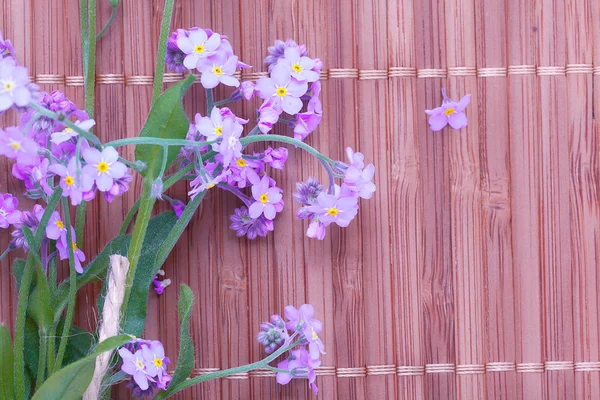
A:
[[119, 339, 172, 398], [0, 36, 131, 274], [257, 304, 325, 394]]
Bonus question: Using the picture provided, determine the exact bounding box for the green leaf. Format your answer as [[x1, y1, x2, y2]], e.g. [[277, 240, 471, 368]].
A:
[[135, 74, 195, 179], [53, 234, 131, 320], [31, 334, 132, 400], [0, 325, 15, 400], [121, 212, 178, 336], [159, 285, 195, 398], [24, 317, 40, 381], [12, 258, 26, 291], [55, 323, 94, 366], [27, 266, 54, 332]]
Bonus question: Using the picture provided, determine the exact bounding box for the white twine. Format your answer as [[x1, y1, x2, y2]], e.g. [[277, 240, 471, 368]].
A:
[[83, 255, 130, 400]]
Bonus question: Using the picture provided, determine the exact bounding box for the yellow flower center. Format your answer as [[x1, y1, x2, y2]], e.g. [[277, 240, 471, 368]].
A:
[[312, 329, 319, 340], [215, 126, 223, 136], [55, 220, 65, 229], [194, 45, 205, 54], [71, 241, 77, 251], [135, 359, 145, 370], [97, 161, 109, 173], [276, 87, 287, 97], [444, 108, 455, 116], [326, 207, 339, 217], [10, 140, 21, 150], [236, 159, 247, 167], [212, 66, 223, 76], [206, 183, 215, 189], [65, 176, 75, 187], [154, 357, 163, 368], [65, 128, 73, 133], [3, 81, 14, 92], [292, 63, 302, 73], [259, 193, 269, 204]]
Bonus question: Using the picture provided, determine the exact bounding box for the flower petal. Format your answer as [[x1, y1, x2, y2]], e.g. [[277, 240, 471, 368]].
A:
[[448, 112, 468, 130], [281, 96, 303, 115], [428, 113, 448, 131], [201, 71, 220, 89], [248, 202, 264, 219]]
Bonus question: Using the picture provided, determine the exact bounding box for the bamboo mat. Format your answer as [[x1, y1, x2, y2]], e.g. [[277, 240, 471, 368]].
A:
[[1, 0, 600, 399]]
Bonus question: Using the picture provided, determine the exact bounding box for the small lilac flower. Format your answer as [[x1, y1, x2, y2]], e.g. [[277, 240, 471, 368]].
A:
[[14, 158, 53, 198], [119, 347, 153, 391], [0, 32, 15, 59], [284, 304, 323, 335], [49, 158, 94, 206], [306, 220, 326, 240], [265, 40, 308, 71], [188, 169, 231, 199], [195, 107, 225, 141], [255, 64, 308, 115], [0, 127, 39, 166], [0, 58, 32, 111], [294, 111, 322, 141], [0, 193, 21, 228], [278, 46, 319, 82], [293, 178, 323, 206], [50, 119, 95, 145], [169, 198, 186, 219], [345, 147, 365, 169], [249, 176, 283, 220], [9, 207, 41, 250], [229, 206, 273, 239], [57, 227, 86, 273], [307, 81, 322, 114], [103, 170, 132, 203], [257, 104, 279, 134], [152, 277, 172, 295], [220, 107, 249, 125], [176, 28, 221, 71], [226, 157, 260, 189], [425, 88, 471, 131], [212, 120, 243, 166], [307, 192, 358, 228], [141, 341, 171, 388], [198, 52, 240, 89], [276, 347, 321, 395], [263, 147, 288, 170], [82, 146, 128, 192], [240, 81, 255, 100], [165, 30, 187, 73], [45, 211, 67, 240]]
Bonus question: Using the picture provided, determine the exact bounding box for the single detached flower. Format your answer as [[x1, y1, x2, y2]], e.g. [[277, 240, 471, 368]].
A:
[[50, 119, 95, 145], [0, 192, 21, 228], [249, 176, 283, 220], [0, 58, 33, 112], [425, 88, 471, 131], [255, 64, 308, 115], [82, 146, 128, 192], [57, 227, 86, 273], [278, 46, 319, 82], [176, 28, 221, 71], [0, 127, 39, 166], [198, 52, 240, 89], [49, 158, 94, 206]]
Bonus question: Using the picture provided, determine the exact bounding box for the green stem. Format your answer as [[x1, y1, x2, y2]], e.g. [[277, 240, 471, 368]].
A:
[[240, 134, 335, 164], [46, 324, 57, 375], [36, 334, 48, 389], [105, 137, 213, 148], [0, 247, 11, 262], [161, 342, 298, 398], [29, 103, 101, 145], [152, 0, 175, 102], [86, 0, 97, 117], [206, 89, 214, 114], [80, 0, 89, 85], [48, 240, 57, 289], [96, 6, 117, 40], [54, 198, 78, 370], [75, 202, 87, 248]]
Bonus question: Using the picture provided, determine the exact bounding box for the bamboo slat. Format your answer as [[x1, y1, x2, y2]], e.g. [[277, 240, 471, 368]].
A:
[[1, 0, 600, 399]]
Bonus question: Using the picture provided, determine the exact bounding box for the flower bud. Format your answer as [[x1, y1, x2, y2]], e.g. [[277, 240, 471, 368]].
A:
[[150, 178, 163, 199]]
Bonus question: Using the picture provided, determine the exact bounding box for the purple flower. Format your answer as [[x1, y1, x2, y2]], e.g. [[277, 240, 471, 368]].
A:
[[249, 176, 283, 220], [13, 158, 53, 198], [278, 46, 319, 82], [169, 198, 186, 219], [198, 52, 240, 89], [257, 104, 279, 134], [293, 178, 323, 207], [49, 158, 94, 206], [176, 28, 221, 71], [257, 316, 288, 353], [0, 127, 39, 166], [57, 227, 86, 273], [307, 191, 358, 228], [229, 206, 273, 239], [262, 147, 288, 170], [342, 147, 376, 199], [0, 32, 15, 59], [188, 169, 230, 199], [141, 341, 171, 389], [195, 107, 225, 141], [45, 211, 67, 240], [82, 146, 128, 192], [165, 30, 187, 73], [284, 304, 322, 335], [240, 81, 255, 100], [293, 111, 322, 141], [276, 347, 321, 395], [306, 220, 326, 240], [119, 347, 154, 391], [265, 40, 308, 72], [9, 207, 41, 250], [255, 64, 308, 115], [50, 119, 95, 145], [152, 277, 171, 295], [0, 58, 32, 112], [345, 147, 365, 169], [307, 81, 322, 114], [103, 170, 132, 203], [226, 157, 260, 189], [212, 119, 243, 166], [425, 88, 471, 131], [0, 193, 21, 228]]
